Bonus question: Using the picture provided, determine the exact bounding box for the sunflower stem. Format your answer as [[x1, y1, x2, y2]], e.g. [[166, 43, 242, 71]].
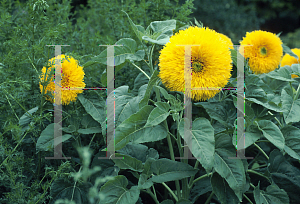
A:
[[253, 142, 269, 160], [164, 120, 182, 199], [294, 82, 300, 100], [268, 111, 282, 127], [130, 62, 150, 79]]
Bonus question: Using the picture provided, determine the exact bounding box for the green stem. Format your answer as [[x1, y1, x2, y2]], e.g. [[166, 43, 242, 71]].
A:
[[294, 82, 300, 100], [143, 189, 159, 204], [161, 182, 178, 202], [253, 143, 269, 160], [243, 194, 254, 204], [166, 136, 181, 199], [250, 183, 256, 189], [165, 120, 181, 199], [188, 160, 199, 189], [255, 140, 270, 143], [247, 169, 271, 183], [130, 62, 150, 79], [189, 172, 213, 188], [268, 111, 282, 127], [149, 44, 155, 73], [204, 192, 214, 204], [251, 164, 267, 170]]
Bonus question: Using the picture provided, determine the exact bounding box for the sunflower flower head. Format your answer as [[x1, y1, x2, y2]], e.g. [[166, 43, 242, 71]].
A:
[[218, 33, 234, 49], [239, 30, 283, 74], [280, 48, 300, 67], [39, 54, 85, 105], [158, 26, 232, 102]]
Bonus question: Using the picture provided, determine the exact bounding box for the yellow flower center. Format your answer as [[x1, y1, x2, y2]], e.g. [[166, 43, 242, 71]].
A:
[[192, 60, 204, 73], [260, 46, 267, 56]]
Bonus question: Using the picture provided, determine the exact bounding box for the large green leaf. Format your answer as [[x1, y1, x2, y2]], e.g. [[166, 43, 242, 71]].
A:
[[131, 72, 150, 96], [268, 150, 300, 204], [77, 127, 101, 135], [122, 10, 146, 43], [137, 173, 153, 190], [50, 178, 92, 204], [189, 176, 212, 203], [115, 105, 168, 151], [211, 173, 240, 204], [178, 117, 215, 171], [254, 182, 289, 204], [142, 20, 176, 45], [281, 85, 300, 124], [112, 153, 143, 172], [265, 66, 296, 82], [194, 101, 236, 129], [232, 124, 262, 150], [117, 143, 159, 163], [144, 106, 170, 127], [150, 158, 197, 183], [282, 44, 299, 59], [139, 70, 159, 109], [92, 38, 142, 66], [255, 120, 285, 150], [77, 95, 106, 136], [214, 148, 246, 201], [19, 106, 38, 126], [100, 175, 140, 204], [36, 123, 73, 152], [107, 85, 147, 127], [281, 125, 300, 160]]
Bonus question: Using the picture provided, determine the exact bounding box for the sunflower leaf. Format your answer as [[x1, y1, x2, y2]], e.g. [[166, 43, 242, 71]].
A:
[[281, 125, 300, 161], [255, 120, 285, 150], [281, 85, 300, 124], [36, 123, 74, 153], [254, 182, 289, 204], [115, 105, 168, 151], [178, 117, 215, 172], [92, 38, 138, 66], [100, 175, 140, 204], [282, 44, 299, 60]]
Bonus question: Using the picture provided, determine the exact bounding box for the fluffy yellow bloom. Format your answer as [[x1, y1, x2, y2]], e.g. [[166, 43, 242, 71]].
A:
[[218, 33, 234, 49], [239, 30, 283, 74], [158, 26, 232, 101], [280, 48, 300, 67], [40, 55, 85, 105]]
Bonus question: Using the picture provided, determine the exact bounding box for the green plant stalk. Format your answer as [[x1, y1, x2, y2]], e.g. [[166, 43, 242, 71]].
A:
[[243, 194, 254, 204], [161, 182, 179, 202], [143, 189, 159, 204], [253, 143, 269, 160], [247, 169, 271, 183], [4, 93, 19, 120], [187, 160, 199, 192], [165, 120, 181, 199], [294, 81, 300, 100], [268, 111, 282, 127], [175, 118, 189, 199], [130, 62, 150, 79], [204, 191, 214, 204], [189, 172, 213, 188]]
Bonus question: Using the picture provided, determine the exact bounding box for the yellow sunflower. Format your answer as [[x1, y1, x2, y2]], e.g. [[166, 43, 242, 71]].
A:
[[40, 54, 85, 105], [280, 48, 300, 68], [239, 30, 283, 74], [158, 26, 232, 101], [218, 33, 234, 49]]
